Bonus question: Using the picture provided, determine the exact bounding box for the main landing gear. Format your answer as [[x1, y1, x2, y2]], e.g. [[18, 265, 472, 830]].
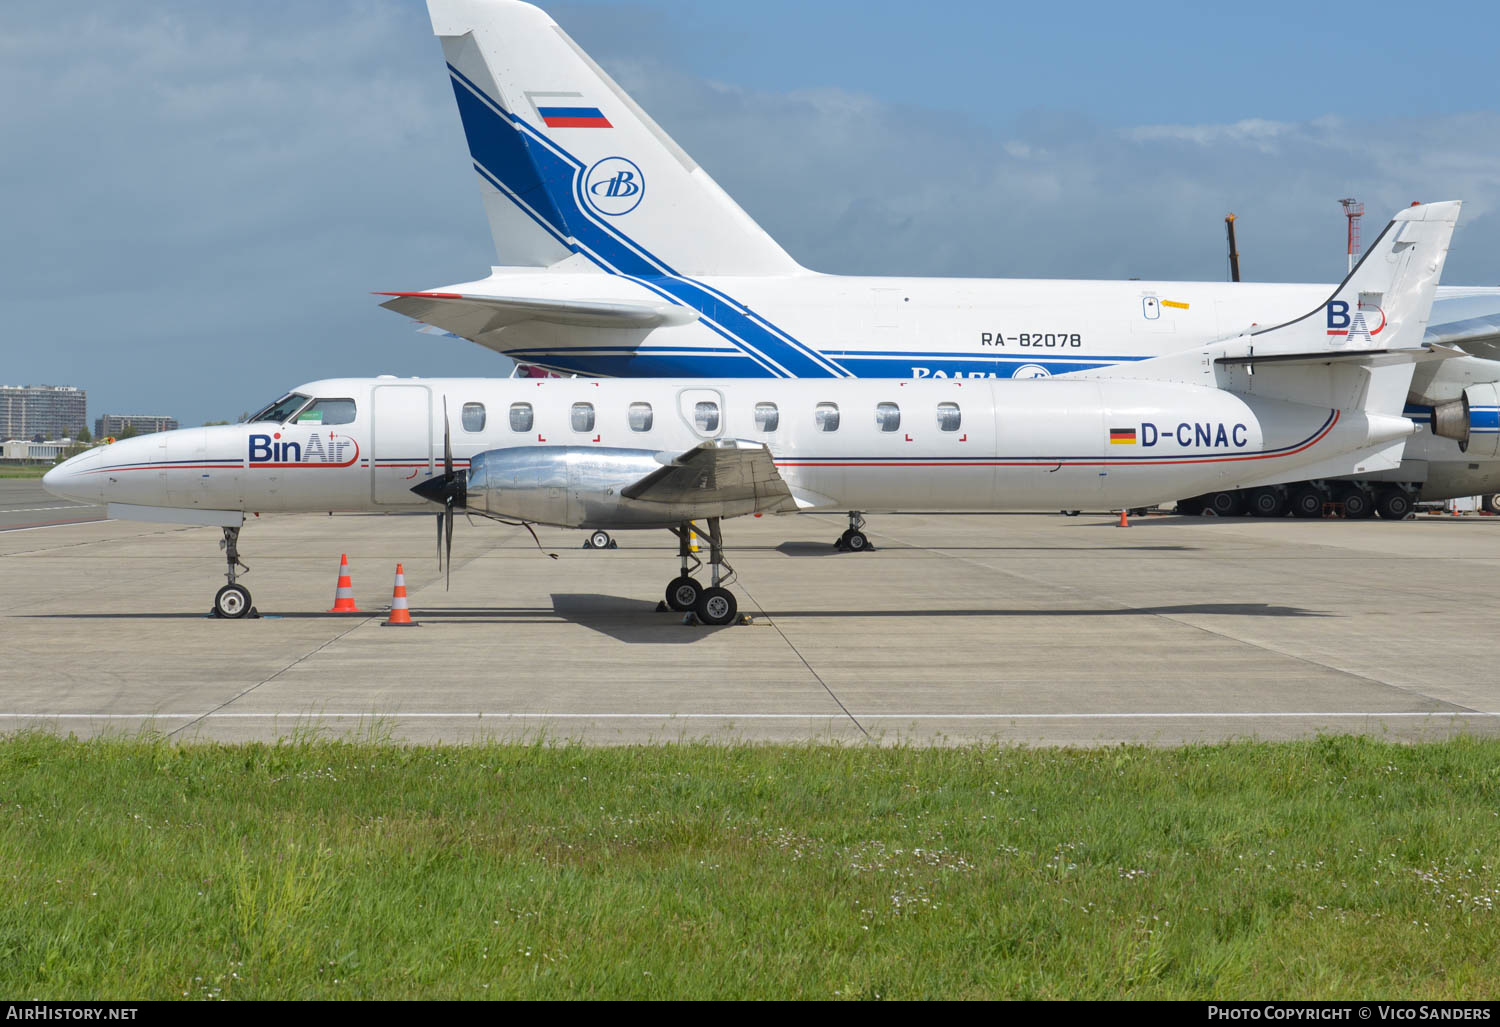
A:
[[834, 511, 873, 552], [212, 526, 258, 619], [663, 518, 738, 626]]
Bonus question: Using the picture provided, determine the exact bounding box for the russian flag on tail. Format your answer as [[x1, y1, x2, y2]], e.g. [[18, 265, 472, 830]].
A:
[[538, 105, 612, 128]]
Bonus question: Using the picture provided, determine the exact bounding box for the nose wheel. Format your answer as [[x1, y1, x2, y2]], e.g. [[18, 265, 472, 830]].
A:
[[834, 511, 873, 552], [211, 525, 258, 619], [214, 583, 253, 619]]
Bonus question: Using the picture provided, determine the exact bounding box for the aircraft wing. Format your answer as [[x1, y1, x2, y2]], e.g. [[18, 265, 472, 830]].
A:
[[1427, 311, 1500, 360], [376, 291, 699, 344], [621, 439, 798, 513]]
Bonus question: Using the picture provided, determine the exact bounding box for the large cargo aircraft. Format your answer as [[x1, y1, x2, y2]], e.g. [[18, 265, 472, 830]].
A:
[[44, 203, 1459, 621], [383, 0, 1500, 515]]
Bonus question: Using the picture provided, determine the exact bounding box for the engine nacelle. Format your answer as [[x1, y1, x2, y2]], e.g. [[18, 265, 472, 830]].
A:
[[465, 446, 765, 529], [1427, 383, 1500, 458]]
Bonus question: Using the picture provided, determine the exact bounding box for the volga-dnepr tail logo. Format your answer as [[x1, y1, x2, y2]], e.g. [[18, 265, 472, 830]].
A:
[[1326, 300, 1386, 344], [584, 157, 645, 217], [248, 431, 359, 468]]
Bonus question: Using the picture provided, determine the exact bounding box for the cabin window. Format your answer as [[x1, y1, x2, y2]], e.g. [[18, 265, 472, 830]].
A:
[[460, 402, 486, 433], [571, 402, 596, 433], [937, 402, 962, 432], [694, 401, 720, 433], [754, 402, 779, 432], [815, 402, 840, 432], [875, 402, 901, 433], [509, 402, 534, 433], [295, 398, 357, 426], [628, 402, 653, 432]]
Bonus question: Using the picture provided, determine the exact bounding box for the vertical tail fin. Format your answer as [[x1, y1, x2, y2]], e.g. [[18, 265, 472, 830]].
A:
[[428, 0, 802, 277], [1250, 200, 1460, 356]]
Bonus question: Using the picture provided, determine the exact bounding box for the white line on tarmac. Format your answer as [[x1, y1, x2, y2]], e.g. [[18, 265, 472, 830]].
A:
[[0, 506, 95, 513], [0, 712, 1495, 720], [0, 518, 109, 533]]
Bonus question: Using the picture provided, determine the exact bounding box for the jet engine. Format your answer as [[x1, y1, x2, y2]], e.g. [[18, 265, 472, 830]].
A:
[[464, 445, 784, 529], [1426, 383, 1500, 457]]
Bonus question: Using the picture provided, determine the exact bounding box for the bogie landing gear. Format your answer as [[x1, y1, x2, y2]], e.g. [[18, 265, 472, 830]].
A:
[[665, 519, 738, 625], [212, 526, 258, 619], [835, 511, 873, 552]]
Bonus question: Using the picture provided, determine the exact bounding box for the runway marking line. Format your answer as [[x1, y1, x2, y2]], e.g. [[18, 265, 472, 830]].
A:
[[1, 712, 1495, 721]]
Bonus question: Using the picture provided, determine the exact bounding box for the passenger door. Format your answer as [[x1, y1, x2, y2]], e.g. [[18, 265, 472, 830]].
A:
[[371, 384, 433, 505]]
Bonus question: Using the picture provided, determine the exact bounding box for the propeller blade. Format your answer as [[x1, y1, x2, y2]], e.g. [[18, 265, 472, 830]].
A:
[[436, 512, 444, 570], [443, 397, 454, 480], [444, 498, 454, 591]]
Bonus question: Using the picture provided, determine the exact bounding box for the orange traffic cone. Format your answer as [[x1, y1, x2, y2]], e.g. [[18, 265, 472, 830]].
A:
[[381, 563, 420, 627], [1117, 509, 1131, 528], [327, 553, 361, 612]]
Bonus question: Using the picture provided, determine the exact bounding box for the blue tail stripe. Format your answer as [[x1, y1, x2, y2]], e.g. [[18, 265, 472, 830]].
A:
[[445, 64, 849, 379], [449, 78, 573, 240]]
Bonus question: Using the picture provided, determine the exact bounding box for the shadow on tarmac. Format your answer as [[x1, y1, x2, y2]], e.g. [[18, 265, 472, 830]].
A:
[[773, 541, 1196, 556], [22, 599, 1324, 639]]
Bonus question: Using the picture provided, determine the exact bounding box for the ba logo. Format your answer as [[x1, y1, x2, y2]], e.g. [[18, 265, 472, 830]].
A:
[[1326, 300, 1387, 345], [584, 157, 645, 217]]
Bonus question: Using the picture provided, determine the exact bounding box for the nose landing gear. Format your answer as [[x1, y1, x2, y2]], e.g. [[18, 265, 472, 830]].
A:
[[212, 526, 258, 619], [835, 511, 873, 552]]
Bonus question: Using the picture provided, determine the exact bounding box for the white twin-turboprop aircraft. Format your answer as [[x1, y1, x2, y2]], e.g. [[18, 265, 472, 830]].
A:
[[44, 201, 1460, 622]]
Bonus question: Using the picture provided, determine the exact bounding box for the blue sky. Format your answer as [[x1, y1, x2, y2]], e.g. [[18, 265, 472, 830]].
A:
[[3, 0, 1498, 427]]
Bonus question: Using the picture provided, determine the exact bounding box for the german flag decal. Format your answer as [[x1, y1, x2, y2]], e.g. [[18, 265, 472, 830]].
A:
[[1109, 427, 1137, 445]]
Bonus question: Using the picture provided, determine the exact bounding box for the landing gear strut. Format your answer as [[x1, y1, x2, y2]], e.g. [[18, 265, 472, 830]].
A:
[[212, 525, 256, 619], [664, 522, 703, 612], [835, 511, 873, 552], [664, 519, 738, 625]]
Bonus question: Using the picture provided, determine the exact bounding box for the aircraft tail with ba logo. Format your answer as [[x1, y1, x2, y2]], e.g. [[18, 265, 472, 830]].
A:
[[426, 0, 802, 278]]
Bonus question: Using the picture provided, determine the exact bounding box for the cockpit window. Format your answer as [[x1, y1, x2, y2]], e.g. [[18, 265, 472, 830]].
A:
[[247, 393, 311, 424], [296, 398, 357, 426]]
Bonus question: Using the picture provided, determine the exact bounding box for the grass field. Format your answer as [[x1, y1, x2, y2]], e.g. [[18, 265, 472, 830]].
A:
[[1, 734, 1496, 1000], [0, 465, 53, 478]]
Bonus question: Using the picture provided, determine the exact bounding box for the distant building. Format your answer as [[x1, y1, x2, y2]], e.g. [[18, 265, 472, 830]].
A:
[[1, 440, 69, 462], [0, 385, 86, 441], [95, 414, 178, 439]]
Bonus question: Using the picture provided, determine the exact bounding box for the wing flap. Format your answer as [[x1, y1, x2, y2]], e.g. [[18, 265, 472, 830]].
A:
[[621, 439, 797, 513]]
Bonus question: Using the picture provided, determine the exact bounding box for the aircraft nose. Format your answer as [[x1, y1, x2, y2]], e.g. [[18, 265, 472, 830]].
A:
[[42, 449, 103, 504]]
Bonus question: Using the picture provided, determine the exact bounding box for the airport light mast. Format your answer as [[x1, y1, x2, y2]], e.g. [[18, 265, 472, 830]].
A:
[[1340, 197, 1364, 273]]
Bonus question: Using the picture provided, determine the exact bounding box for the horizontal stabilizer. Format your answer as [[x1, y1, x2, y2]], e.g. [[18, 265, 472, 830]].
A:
[[1215, 345, 1466, 368], [377, 291, 700, 336], [622, 439, 797, 513]]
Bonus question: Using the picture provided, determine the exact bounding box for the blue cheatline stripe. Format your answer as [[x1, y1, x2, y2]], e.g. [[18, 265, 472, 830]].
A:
[[502, 352, 771, 377], [829, 350, 1152, 362], [446, 63, 848, 380]]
